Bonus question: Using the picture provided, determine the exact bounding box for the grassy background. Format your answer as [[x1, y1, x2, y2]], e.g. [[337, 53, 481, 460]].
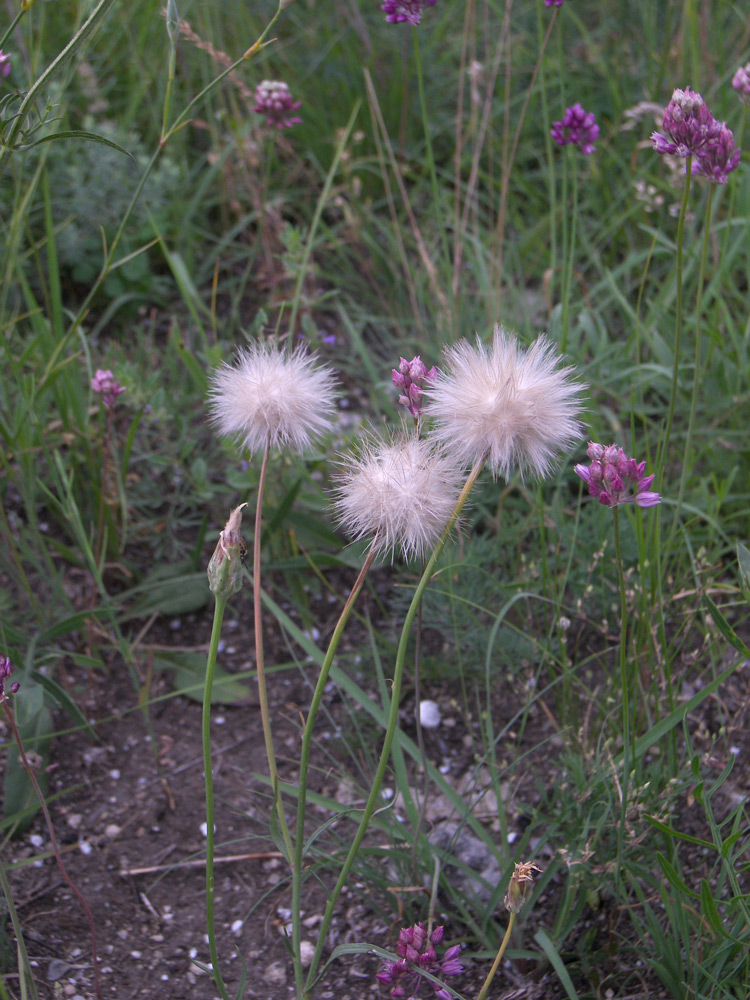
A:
[[2, 0, 750, 997]]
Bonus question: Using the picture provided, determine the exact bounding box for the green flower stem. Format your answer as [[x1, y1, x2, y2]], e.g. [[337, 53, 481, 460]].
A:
[[476, 911, 515, 1000], [672, 183, 715, 542], [202, 592, 232, 1000], [2, 701, 101, 1000], [612, 507, 631, 879], [559, 147, 579, 356], [252, 443, 295, 857], [291, 542, 379, 993], [303, 457, 486, 995], [660, 155, 692, 477], [413, 27, 451, 279]]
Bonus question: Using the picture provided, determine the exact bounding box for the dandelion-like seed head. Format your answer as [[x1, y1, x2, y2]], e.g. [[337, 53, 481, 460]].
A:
[[426, 326, 583, 479], [333, 432, 463, 561], [504, 861, 542, 914], [207, 341, 337, 455]]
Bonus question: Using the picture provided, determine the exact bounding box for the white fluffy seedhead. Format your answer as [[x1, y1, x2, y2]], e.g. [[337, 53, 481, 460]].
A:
[[333, 431, 463, 561], [207, 341, 337, 454], [426, 325, 583, 478]]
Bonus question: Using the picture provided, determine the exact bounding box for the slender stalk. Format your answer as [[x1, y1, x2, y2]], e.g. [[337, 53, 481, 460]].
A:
[[304, 457, 487, 994], [559, 148, 578, 356], [612, 507, 631, 880], [476, 911, 515, 1000], [660, 155, 692, 477], [252, 442, 295, 860], [201, 593, 232, 1000], [413, 27, 451, 282], [672, 183, 715, 540], [291, 542, 378, 993], [2, 702, 101, 1000], [0, 864, 39, 1000]]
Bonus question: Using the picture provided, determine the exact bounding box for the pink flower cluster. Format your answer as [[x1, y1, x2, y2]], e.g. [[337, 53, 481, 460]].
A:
[[732, 63, 750, 106], [382, 0, 436, 25], [376, 923, 463, 1000], [575, 442, 661, 508], [550, 103, 599, 155], [651, 86, 741, 184], [392, 355, 437, 418], [253, 80, 302, 130], [544, 0, 566, 6], [92, 369, 126, 408]]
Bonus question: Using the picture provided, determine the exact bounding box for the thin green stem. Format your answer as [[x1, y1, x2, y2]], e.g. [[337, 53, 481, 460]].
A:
[[559, 149, 578, 356], [201, 594, 232, 1000], [303, 457, 486, 994], [0, 850, 39, 1000], [413, 27, 451, 278], [252, 443, 295, 857], [660, 156, 692, 478], [291, 542, 378, 993], [672, 183, 715, 541], [612, 507, 631, 882], [476, 911, 515, 1000], [0, 8, 26, 52]]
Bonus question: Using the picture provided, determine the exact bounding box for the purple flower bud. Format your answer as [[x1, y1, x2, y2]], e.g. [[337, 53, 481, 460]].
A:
[[376, 923, 463, 999], [651, 86, 720, 160], [550, 103, 599, 154], [382, 0, 436, 25], [392, 355, 435, 418], [92, 369, 126, 408], [0, 50, 10, 78], [692, 121, 741, 184], [253, 80, 302, 130], [575, 442, 661, 508], [0, 654, 18, 700]]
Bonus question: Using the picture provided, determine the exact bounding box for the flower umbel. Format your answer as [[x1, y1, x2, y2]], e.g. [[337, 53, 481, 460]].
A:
[[426, 326, 583, 479], [0, 655, 20, 701], [575, 442, 661, 508], [382, 0, 436, 25], [333, 432, 462, 561], [691, 121, 741, 184], [733, 63, 750, 105], [392, 355, 437, 418], [651, 86, 718, 157], [0, 51, 10, 78], [544, 0, 566, 7], [208, 341, 337, 454], [504, 861, 542, 914], [91, 369, 126, 408], [550, 103, 599, 154], [376, 923, 463, 1000], [253, 80, 302, 129]]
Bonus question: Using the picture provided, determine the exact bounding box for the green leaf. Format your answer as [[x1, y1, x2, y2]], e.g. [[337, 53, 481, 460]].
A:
[[534, 928, 580, 1000], [3, 681, 54, 833], [153, 652, 254, 705], [19, 130, 134, 157], [738, 543, 750, 601], [655, 852, 700, 898], [699, 879, 733, 941], [30, 670, 96, 738], [117, 567, 210, 620], [703, 595, 750, 658], [646, 817, 713, 851]]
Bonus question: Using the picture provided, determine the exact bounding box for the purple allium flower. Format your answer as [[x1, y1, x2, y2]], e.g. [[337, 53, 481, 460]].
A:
[[733, 64, 750, 106], [382, 0, 436, 25], [550, 103, 599, 155], [375, 923, 463, 1000], [253, 80, 302, 130], [544, 0, 566, 6], [392, 355, 437, 418], [692, 121, 741, 183], [0, 655, 20, 700], [0, 51, 10, 78], [650, 86, 719, 158], [92, 369, 126, 408], [575, 442, 661, 508]]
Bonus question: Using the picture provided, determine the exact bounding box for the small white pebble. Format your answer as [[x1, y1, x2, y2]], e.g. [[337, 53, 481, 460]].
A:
[[78, 840, 92, 856], [29, 834, 44, 848], [199, 822, 216, 837], [129, 951, 141, 959], [419, 700, 441, 729], [507, 831, 518, 844], [300, 941, 316, 967], [231, 919, 243, 934], [189, 947, 197, 959], [170, 619, 181, 630], [109, 769, 120, 780], [215, 716, 226, 726]]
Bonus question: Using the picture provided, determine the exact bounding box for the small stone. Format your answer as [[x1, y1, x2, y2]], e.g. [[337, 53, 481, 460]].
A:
[[300, 941, 315, 967], [104, 824, 121, 839], [67, 814, 83, 830], [264, 961, 287, 984], [419, 700, 441, 728]]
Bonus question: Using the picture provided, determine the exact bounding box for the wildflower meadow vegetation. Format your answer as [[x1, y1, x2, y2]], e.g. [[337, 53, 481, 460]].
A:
[[1, 1, 750, 998]]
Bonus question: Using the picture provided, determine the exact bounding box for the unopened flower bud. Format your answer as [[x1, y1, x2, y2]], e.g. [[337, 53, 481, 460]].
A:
[[504, 861, 542, 914], [207, 505, 247, 599]]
